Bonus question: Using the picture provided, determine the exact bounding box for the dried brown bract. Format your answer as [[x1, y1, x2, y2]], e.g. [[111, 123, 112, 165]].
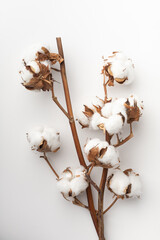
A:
[[36, 47, 63, 64]]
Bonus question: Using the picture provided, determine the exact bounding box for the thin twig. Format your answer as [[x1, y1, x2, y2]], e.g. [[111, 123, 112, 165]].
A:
[[87, 163, 93, 169], [103, 72, 107, 104], [114, 123, 133, 147], [88, 163, 95, 175], [56, 37, 99, 235], [103, 197, 118, 215], [73, 197, 89, 210], [86, 174, 100, 193], [51, 86, 71, 120], [98, 77, 111, 239], [40, 152, 59, 179], [51, 67, 61, 72]]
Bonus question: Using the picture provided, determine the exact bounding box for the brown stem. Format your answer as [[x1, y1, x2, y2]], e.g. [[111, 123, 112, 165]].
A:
[[51, 86, 71, 120], [73, 197, 89, 210], [103, 197, 118, 215], [86, 174, 100, 193], [103, 72, 107, 104], [56, 37, 99, 236], [98, 131, 111, 240], [88, 163, 95, 175], [114, 123, 133, 147], [41, 152, 59, 179]]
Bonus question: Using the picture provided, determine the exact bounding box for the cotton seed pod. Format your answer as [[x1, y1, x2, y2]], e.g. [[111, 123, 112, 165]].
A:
[[102, 52, 135, 86], [107, 169, 142, 199], [20, 60, 53, 91], [27, 126, 60, 153], [57, 166, 89, 201], [84, 138, 119, 168]]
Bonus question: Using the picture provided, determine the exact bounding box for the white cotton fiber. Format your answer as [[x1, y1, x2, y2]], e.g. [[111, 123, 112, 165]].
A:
[[108, 52, 135, 85], [101, 102, 113, 118], [27, 126, 60, 152], [84, 138, 119, 167], [104, 114, 124, 135], [84, 138, 101, 155], [111, 98, 127, 120], [20, 66, 33, 83], [127, 172, 142, 198], [78, 113, 90, 127], [101, 98, 127, 122], [109, 170, 130, 196], [27, 60, 40, 74], [90, 113, 103, 130], [57, 166, 88, 200], [99, 145, 119, 166]]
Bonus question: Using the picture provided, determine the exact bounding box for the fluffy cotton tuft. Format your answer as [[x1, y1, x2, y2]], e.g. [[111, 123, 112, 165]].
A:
[[126, 171, 142, 198], [107, 169, 142, 198], [57, 166, 88, 201], [104, 52, 135, 85], [108, 170, 130, 196], [27, 126, 60, 152], [90, 113, 104, 130], [103, 114, 124, 135], [84, 138, 119, 167], [79, 94, 143, 134]]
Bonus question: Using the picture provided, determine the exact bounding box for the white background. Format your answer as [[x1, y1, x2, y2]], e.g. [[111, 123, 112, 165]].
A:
[[0, 0, 160, 239]]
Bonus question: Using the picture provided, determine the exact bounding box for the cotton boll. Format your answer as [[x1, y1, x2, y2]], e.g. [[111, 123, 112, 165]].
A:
[[127, 173, 142, 198], [84, 138, 119, 167], [104, 114, 124, 135], [106, 52, 135, 85], [42, 127, 60, 152], [90, 113, 103, 130], [57, 166, 88, 201], [99, 145, 119, 166], [70, 176, 88, 196], [84, 138, 101, 155], [108, 170, 130, 196], [27, 126, 60, 152]]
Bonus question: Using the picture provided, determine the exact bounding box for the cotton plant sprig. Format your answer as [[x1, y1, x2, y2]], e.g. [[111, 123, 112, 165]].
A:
[[20, 39, 143, 240]]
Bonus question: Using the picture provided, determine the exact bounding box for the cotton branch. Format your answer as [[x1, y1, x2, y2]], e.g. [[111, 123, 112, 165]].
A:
[[40, 152, 59, 179], [86, 174, 100, 193], [73, 197, 89, 210], [56, 37, 99, 235], [103, 197, 119, 215], [51, 86, 71, 120]]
